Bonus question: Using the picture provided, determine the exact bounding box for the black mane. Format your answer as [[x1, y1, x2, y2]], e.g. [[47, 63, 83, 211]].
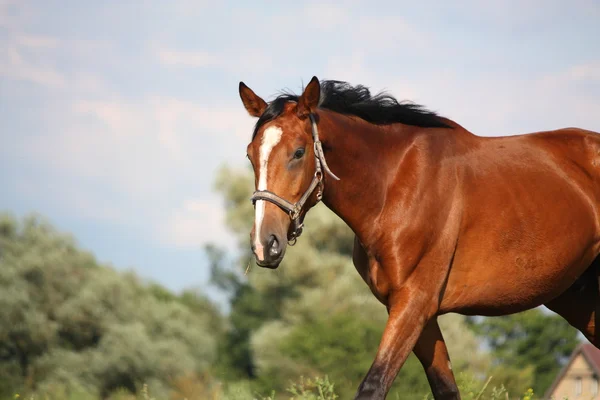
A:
[[253, 80, 450, 138]]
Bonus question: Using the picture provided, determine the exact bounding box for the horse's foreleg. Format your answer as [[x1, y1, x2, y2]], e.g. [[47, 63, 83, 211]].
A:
[[354, 288, 434, 400], [413, 318, 460, 400]]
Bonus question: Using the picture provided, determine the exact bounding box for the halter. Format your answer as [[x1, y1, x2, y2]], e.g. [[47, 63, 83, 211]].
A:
[[250, 113, 340, 245]]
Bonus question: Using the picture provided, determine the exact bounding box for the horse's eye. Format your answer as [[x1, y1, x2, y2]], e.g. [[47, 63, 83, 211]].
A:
[[294, 148, 305, 159]]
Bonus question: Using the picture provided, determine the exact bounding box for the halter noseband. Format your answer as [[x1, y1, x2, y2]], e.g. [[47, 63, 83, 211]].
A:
[[250, 113, 340, 245]]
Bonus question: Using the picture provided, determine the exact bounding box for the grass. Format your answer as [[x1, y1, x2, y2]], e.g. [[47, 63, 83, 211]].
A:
[[10, 376, 567, 400]]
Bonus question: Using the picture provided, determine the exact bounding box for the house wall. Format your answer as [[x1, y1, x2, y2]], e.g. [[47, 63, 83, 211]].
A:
[[549, 354, 599, 400]]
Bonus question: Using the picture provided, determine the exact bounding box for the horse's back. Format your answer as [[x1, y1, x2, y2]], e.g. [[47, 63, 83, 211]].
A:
[[440, 126, 600, 315]]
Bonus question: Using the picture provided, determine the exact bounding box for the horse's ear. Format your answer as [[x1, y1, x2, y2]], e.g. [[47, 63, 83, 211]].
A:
[[239, 82, 267, 117], [297, 76, 320, 118]]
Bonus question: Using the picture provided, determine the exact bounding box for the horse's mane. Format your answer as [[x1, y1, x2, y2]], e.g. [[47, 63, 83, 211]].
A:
[[253, 79, 450, 138]]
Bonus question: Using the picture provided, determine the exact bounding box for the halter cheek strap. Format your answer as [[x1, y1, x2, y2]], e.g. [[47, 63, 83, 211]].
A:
[[250, 113, 340, 245]]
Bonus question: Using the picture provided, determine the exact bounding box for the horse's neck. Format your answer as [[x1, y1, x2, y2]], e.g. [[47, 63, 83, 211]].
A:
[[317, 111, 408, 245], [317, 111, 473, 247]]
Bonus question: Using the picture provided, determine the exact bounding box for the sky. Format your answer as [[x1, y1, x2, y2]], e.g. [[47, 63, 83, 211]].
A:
[[1, 0, 599, 302]]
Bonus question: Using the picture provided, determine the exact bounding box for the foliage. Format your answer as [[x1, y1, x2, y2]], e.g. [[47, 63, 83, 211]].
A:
[[8, 375, 545, 400], [0, 212, 222, 398], [467, 309, 579, 393], [285, 376, 338, 400]]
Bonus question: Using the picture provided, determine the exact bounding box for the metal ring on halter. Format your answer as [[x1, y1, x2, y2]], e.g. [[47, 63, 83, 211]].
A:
[[289, 207, 300, 221]]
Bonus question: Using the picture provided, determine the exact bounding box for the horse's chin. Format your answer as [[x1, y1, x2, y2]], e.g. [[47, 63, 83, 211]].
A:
[[255, 247, 286, 269], [256, 260, 281, 269]]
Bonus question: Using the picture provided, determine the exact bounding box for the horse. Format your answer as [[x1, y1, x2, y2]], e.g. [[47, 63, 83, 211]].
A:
[[238, 76, 600, 399]]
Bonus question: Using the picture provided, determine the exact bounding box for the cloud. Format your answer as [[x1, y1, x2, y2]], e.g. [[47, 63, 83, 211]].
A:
[[14, 33, 59, 48], [0, 2, 67, 88], [8, 92, 254, 248], [0, 30, 112, 92], [155, 46, 273, 73], [354, 15, 429, 51], [0, 0, 32, 30], [169, 0, 209, 16], [4, 0, 599, 261], [13, 177, 128, 225], [161, 199, 229, 249], [298, 3, 351, 32], [0, 46, 66, 88], [28, 96, 250, 192], [568, 62, 600, 82], [157, 48, 218, 68]]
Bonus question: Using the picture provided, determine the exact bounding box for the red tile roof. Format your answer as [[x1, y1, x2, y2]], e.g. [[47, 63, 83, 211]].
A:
[[581, 343, 600, 375], [545, 342, 600, 399]]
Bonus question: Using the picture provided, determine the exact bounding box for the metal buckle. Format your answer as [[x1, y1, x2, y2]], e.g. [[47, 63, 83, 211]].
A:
[[289, 207, 301, 221], [288, 222, 303, 246], [314, 171, 323, 201]]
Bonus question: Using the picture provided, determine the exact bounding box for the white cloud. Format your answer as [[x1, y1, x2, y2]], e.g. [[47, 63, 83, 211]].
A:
[[568, 62, 600, 82], [14, 33, 59, 49], [300, 3, 351, 32], [10, 93, 254, 248], [15, 177, 128, 225], [169, 0, 209, 15], [354, 15, 428, 51], [0, 30, 112, 93], [30, 96, 250, 192], [0, 0, 32, 30], [155, 46, 273, 74], [324, 52, 371, 85], [157, 48, 218, 68], [0, 46, 66, 88], [4, 0, 599, 259], [162, 198, 230, 249], [0, 2, 67, 88]]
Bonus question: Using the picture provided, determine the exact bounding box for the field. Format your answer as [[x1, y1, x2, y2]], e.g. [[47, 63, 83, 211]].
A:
[[9, 375, 541, 400]]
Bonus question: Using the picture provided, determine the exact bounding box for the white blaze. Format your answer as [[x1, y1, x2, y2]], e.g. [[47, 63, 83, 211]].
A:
[[254, 126, 283, 260]]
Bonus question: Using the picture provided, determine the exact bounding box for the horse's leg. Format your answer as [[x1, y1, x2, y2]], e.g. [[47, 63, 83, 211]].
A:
[[413, 318, 460, 400], [354, 289, 435, 400], [544, 263, 599, 346]]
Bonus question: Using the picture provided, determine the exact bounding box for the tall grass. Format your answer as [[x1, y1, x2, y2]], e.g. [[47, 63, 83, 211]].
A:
[[9, 375, 558, 400]]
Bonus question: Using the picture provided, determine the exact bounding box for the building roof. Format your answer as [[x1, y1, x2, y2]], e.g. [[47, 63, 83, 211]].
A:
[[545, 343, 600, 399], [582, 343, 600, 375]]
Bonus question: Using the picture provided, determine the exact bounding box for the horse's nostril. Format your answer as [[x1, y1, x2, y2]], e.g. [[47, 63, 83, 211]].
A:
[[268, 235, 280, 257]]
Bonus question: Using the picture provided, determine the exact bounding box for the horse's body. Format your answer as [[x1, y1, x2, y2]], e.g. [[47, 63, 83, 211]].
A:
[[239, 77, 600, 399], [344, 117, 600, 315]]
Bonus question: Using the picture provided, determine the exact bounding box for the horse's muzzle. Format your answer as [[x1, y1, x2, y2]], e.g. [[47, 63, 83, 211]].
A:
[[252, 234, 285, 269]]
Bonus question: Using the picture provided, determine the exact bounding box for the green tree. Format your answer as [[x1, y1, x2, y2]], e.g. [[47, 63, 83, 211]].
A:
[[468, 308, 580, 393], [0, 212, 222, 398]]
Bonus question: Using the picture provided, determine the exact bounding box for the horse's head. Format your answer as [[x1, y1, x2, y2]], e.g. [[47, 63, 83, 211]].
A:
[[239, 77, 331, 269]]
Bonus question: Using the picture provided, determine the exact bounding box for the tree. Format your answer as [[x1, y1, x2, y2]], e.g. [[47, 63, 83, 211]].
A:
[[468, 308, 580, 393], [0, 212, 222, 398]]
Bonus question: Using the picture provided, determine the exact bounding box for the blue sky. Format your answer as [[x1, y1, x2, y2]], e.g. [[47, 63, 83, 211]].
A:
[[1, 0, 599, 302]]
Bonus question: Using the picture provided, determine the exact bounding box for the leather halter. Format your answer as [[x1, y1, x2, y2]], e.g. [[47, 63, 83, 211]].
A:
[[250, 113, 340, 245]]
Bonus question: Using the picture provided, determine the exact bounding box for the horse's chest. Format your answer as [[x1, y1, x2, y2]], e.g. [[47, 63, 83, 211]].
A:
[[360, 259, 391, 305], [368, 261, 392, 304], [352, 238, 389, 304], [352, 238, 391, 304]]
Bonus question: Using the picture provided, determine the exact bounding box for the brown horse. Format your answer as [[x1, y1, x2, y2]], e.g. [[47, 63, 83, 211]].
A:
[[239, 76, 600, 399]]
